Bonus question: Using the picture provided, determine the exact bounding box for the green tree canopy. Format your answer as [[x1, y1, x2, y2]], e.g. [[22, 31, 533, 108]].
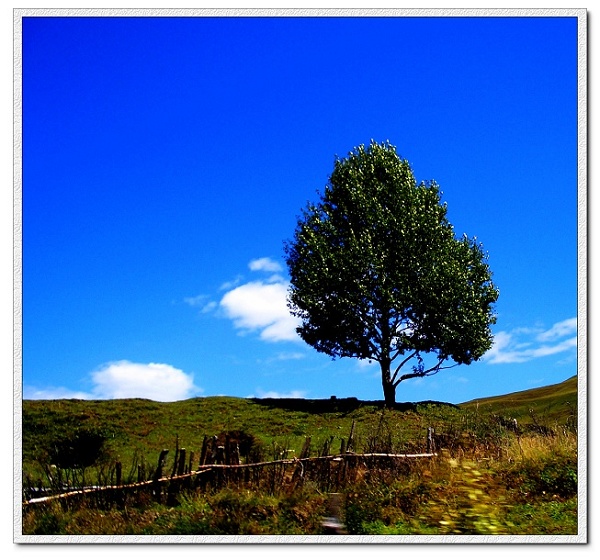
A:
[[284, 141, 499, 406]]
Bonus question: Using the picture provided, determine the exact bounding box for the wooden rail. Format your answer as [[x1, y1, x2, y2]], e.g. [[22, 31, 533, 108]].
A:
[[23, 451, 437, 507]]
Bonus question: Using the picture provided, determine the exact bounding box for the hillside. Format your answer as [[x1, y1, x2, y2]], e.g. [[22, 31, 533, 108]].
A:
[[459, 375, 578, 425], [20, 375, 580, 537], [21, 375, 578, 482]]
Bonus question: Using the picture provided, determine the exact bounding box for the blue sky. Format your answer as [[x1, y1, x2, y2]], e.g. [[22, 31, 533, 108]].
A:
[[18, 12, 583, 405]]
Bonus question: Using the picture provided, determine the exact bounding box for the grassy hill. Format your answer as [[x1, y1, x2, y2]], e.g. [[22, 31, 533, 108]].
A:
[[20, 376, 580, 536], [21, 375, 578, 481], [459, 375, 578, 426]]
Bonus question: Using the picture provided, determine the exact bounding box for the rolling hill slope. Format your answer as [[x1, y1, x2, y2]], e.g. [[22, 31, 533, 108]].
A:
[[459, 375, 578, 425], [22, 375, 578, 477]]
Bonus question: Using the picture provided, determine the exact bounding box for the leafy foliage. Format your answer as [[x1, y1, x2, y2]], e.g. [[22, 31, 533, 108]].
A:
[[285, 140, 499, 404]]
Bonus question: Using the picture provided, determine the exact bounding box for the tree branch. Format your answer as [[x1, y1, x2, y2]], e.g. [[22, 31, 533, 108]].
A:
[[394, 360, 459, 387], [368, 339, 381, 360], [390, 350, 417, 384]]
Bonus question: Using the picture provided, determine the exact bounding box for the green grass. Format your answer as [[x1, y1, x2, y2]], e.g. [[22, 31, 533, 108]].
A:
[[21, 397, 445, 480], [20, 376, 580, 536], [23, 376, 577, 478], [22, 434, 578, 536], [460, 375, 578, 427]]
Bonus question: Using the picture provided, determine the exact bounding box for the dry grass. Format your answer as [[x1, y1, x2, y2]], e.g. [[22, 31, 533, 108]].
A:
[[504, 430, 577, 462]]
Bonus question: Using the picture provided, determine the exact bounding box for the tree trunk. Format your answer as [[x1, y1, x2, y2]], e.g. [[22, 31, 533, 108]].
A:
[[382, 381, 396, 407], [381, 361, 396, 407]]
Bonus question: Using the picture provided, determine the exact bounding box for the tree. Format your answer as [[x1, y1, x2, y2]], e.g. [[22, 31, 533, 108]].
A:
[[284, 141, 499, 407]]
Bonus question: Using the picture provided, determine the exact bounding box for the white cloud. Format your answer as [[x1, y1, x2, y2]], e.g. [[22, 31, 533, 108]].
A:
[[184, 295, 206, 307], [201, 301, 218, 314], [90, 361, 200, 401], [485, 318, 578, 365], [258, 352, 305, 364], [220, 278, 300, 342], [219, 275, 243, 292], [23, 386, 93, 400], [249, 389, 307, 399], [272, 352, 305, 361], [184, 294, 218, 314], [536, 317, 577, 342], [248, 257, 283, 273], [206, 257, 301, 342], [265, 273, 286, 283], [24, 361, 201, 402]]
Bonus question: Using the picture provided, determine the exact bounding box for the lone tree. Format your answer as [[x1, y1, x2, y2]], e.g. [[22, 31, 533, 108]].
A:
[[284, 141, 499, 406]]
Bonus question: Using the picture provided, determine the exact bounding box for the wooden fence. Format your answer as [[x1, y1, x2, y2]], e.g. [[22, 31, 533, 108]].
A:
[[23, 452, 436, 509], [23, 425, 439, 509]]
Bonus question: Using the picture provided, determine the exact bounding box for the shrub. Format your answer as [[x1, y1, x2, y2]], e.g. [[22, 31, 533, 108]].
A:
[[48, 428, 109, 470], [343, 477, 431, 534], [500, 433, 577, 501], [504, 454, 577, 500]]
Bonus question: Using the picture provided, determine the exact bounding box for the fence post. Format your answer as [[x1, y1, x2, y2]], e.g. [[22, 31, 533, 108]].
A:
[[153, 449, 169, 502], [225, 435, 231, 465], [177, 448, 186, 476], [211, 436, 219, 464], [347, 420, 356, 453], [231, 443, 240, 466], [300, 436, 311, 459], [171, 446, 179, 478], [115, 461, 122, 487], [427, 427, 435, 453], [199, 436, 209, 466], [154, 449, 169, 479]]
